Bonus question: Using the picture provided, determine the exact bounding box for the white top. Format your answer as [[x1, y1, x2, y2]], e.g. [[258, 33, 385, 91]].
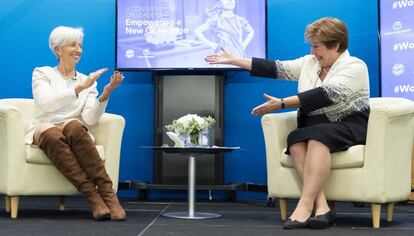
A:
[[275, 50, 370, 122], [25, 66, 108, 144], [275, 50, 369, 94]]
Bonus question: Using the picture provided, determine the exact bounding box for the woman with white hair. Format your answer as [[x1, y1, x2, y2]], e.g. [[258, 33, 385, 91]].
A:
[[26, 26, 126, 221]]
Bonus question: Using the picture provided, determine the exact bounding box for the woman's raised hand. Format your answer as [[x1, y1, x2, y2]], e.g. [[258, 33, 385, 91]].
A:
[[82, 68, 108, 89], [251, 93, 282, 116], [98, 70, 124, 102], [205, 47, 235, 64], [106, 70, 124, 91], [75, 68, 108, 96]]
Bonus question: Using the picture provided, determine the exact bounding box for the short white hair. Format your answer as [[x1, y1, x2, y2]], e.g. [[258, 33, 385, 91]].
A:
[[49, 26, 84, 58]]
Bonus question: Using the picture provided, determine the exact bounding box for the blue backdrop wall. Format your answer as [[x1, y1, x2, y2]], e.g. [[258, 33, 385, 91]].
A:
[[0, 0, 379, 199]]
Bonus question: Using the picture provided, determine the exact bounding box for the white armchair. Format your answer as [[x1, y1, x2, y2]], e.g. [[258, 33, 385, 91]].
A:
[[261, 97, 414, 228], [0, 98, 125, 218]]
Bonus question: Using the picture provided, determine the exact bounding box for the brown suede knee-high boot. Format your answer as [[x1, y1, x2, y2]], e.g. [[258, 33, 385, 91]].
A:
[[62, 121, 126, 221], [38, 127, 110, 220]]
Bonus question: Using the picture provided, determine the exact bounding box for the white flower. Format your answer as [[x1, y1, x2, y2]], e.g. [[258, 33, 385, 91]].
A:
[[166, 114, 215, 135], [177, 114, 204, 126]]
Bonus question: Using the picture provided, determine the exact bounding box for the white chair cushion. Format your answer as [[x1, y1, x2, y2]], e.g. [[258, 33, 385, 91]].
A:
[[281, 144, 365, 169], [25, 145, 106, 165]]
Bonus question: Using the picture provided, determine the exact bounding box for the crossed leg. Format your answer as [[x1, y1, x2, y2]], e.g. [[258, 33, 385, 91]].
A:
[[33, 118, 80, 145]]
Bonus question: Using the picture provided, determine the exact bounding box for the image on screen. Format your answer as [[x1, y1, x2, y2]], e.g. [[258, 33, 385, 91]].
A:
[[116, 0, 267, 70], [380, 1, 414, 99]]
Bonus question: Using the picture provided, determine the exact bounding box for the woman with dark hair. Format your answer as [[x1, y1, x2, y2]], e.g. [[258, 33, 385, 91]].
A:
[[205, 17, 370, 229]]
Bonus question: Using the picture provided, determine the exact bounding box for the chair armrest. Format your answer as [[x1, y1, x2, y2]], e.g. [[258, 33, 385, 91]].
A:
[[0, 104, 27, 193], [363, 98, 414, 201], [87, 113, 126, 191], [261, 111, 297, 194]]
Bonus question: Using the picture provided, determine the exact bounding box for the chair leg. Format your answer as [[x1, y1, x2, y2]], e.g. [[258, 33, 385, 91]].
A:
[[371, 203, 381, 228], [409, 192, 414, 201], [59, 196, 65, 211], [10, 196, 19, 219], [5, 196, 11, 212], [386, 202, 394, 222], [279, 198, 287, 221]]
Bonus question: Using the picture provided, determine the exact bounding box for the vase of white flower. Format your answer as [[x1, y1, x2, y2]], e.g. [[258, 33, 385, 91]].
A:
[[165, 114, 215, 147], [198, 130, 210, 147], [179, 133, 192, 147]]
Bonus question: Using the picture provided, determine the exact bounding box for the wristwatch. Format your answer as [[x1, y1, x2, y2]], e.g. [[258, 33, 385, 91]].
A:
[[280, 98, 285, 109]]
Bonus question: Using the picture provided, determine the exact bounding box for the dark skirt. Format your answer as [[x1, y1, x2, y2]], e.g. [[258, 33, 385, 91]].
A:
[[286, 122, 357, 154]]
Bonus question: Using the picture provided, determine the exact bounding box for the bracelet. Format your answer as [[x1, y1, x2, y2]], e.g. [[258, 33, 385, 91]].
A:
[[280, 98, 286, 109]]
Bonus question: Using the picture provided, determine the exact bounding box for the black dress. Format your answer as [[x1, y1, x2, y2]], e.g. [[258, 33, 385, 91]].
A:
[[250, 57, 370, 154]]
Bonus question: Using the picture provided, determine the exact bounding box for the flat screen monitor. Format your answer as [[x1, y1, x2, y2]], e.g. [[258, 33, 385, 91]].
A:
[[379, 1, 414, 99], [116, 0, 267, 70]]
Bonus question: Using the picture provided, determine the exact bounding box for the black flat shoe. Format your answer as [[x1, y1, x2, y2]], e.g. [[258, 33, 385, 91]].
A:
[[283, 217, 310, 229], [309, 210, 336, 229]]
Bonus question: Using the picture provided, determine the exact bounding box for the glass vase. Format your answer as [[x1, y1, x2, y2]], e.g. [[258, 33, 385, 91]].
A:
[[198, 130, 210, 147], [179, 133, 192, 147], [189, 133, 199, 147]]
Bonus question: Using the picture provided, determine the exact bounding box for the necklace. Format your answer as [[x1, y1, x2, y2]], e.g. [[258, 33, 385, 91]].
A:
[[322, 66, 331, 74], [56, 66, 76, 80]]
